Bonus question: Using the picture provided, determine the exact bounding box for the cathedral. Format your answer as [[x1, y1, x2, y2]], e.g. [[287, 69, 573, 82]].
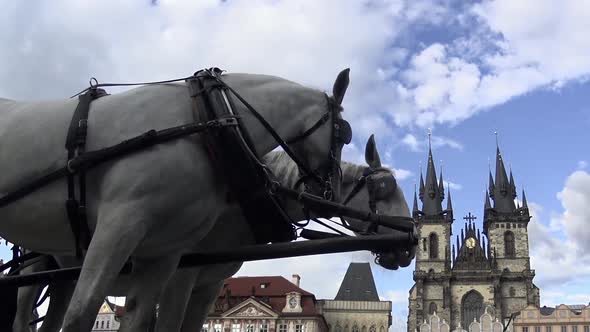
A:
[[407, 143, 541, 332]]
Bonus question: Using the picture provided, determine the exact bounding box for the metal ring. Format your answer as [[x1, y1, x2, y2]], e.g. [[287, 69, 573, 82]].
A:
[[66, 159, 76, 173], [89, 77, 99, 87]]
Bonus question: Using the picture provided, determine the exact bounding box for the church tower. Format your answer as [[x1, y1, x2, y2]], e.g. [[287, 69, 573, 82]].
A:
[[483, 142, 540, 317], [408, 141, 454, 332]]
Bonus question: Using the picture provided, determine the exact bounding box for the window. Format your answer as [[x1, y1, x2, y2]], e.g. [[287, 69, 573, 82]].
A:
[[505, 231, 515, 257], [461, 290, 484, 329], [232, 324, 241, 332], [203, 324, 210, 332], [335, 325, 342, 332], [215, 324, 223, 332], [369, 326, 376, 332], [101, 321, 104, 329], [247, 324, 255, 332], [496, 224, 500, 228], [429, 233, 439, 259], [546, 327, 552, 332], [96, 321, 99, 329], [562, 326, 567, 332], [279, 325, 288, 332], [535, 327, 540, 332], [260, 324, 268, 332], [296, 324, 305, 332], [352, 326, 359, 332], [584, 326, 589, 332], [573, 327, 578, 332], [522, 327, 528, 332], [107, 321, 110, 329], [429, 302, 437, 315], [423, 238, 427, 252]]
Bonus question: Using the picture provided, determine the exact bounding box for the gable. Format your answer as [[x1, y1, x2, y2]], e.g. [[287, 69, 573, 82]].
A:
[[222, 298, 279, 318], [98, 302, 113, 314]]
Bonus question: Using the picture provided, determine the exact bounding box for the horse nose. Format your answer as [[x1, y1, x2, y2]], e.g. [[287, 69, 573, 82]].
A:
[[375, 253, 400, 270]]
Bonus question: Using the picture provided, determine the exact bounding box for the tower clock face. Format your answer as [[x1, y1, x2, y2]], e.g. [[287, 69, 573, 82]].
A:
[[466, 237, 476, 249], [289, 296, 297, 308]]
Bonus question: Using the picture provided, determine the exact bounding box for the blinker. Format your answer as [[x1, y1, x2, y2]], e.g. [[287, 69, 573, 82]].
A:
[[334, 119, 352, 145], [368, 174, 397, 200]]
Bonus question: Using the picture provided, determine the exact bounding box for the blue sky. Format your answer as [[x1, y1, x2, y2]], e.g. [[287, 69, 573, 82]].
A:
[[1, 1, 589, 330]]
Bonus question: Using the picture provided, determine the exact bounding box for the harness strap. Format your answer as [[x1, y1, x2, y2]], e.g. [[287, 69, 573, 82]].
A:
[[64, 88, 107, 258]]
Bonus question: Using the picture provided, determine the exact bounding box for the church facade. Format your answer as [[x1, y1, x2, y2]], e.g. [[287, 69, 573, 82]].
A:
[[407, 144, 540, 332]]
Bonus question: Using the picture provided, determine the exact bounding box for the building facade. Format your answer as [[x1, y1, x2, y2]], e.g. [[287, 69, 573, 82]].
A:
[[92, 300, 124, 331], [318, 263, 392, 332], [204, 275, 328, 332], [513, 304, 590, 332], [407, 144, 540, 332]]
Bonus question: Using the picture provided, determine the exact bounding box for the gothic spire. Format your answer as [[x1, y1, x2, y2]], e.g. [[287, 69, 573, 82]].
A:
[[422, 141, 443, 215], [413, 185, 420, 217], [488, 170, 495, 198], [484, 190, 492, 210], [447, 188, 453, 212], [491, 138, 516, 212], [522, 189, 528, 209], [439, 165, 445, 201], [509, 168, 517, 199], [419, 172, 425, 201]]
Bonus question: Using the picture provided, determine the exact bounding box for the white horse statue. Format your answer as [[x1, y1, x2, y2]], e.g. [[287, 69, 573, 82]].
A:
[[0, 69, 353, 332], [13, 136, 414, 332]]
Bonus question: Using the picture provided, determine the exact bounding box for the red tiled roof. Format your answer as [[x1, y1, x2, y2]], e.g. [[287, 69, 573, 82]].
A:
[[215, 276, 320, 316], [220, 276, 313, 297]]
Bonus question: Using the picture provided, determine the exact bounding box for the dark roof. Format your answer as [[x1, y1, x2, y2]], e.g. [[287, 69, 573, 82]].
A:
[[335, 263, 379, 301], [540, 306, 555, 315]]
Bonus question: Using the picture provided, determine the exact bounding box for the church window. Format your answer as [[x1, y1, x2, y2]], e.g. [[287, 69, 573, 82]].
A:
[[352, 325, 360, 332], [509, 287, 516, 297], [429, 302, 437, 315], [279, 324, 288, 332], [429, 233, 439, 259], [461, 290, 484, 329], [505, 231, 516, 257], [370, 325, 376, 332]]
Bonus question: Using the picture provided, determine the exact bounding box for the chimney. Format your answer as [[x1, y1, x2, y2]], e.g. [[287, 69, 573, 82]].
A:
[[292, 274, 301, 287]]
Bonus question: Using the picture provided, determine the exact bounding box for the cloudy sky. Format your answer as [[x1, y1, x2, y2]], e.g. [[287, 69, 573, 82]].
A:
[[1, 0, 589, 330]]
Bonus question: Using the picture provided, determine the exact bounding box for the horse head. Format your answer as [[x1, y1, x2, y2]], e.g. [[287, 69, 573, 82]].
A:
[[287, 68, 351, 202], [340, 135, 416, 270]]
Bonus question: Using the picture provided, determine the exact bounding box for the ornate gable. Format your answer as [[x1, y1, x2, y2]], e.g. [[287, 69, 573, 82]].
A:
[[222, 297, 279, 318], [98, 302, 114, 314]]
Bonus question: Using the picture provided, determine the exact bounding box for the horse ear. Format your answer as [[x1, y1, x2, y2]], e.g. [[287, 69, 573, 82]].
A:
[[365, 134, 382, 169], [332, 68, 350, 105]]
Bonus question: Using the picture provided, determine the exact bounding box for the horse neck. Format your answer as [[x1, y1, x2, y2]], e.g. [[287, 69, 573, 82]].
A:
[[222, 74, 327, 156]]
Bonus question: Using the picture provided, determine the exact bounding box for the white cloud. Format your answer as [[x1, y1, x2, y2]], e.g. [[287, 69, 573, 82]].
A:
[[391, 0, 590, 128], [528, 171, 590, 288], [393, 168, 413, 181], [578, 161, 588, 169], [445, 181, 462, 191], [400, 133, 463, 152]]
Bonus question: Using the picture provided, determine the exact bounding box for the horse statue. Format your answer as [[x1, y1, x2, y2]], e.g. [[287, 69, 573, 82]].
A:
[[0, 68, 353, 332], [13, 135, 415, 332]]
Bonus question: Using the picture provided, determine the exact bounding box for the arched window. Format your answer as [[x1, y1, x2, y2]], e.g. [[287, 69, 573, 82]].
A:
[[352, 325, 359, 332], [504, 231, 515, 257], [369, 325, 376, 332], [429, 233, 439, 259], [429, 302, 438, 315], [336, 325, 342, 332], [461, 290, 484, 329]]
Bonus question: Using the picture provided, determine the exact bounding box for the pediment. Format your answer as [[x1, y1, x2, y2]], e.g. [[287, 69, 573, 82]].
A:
[[222, 298, 278, 318], [98, 302, 113, 314]]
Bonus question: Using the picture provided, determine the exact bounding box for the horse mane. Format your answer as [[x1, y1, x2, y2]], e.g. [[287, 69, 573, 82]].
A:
[[263, 150, 387, 187]]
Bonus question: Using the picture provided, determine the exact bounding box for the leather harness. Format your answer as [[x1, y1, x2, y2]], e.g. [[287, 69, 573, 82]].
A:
[[0, 68, 349, 256]]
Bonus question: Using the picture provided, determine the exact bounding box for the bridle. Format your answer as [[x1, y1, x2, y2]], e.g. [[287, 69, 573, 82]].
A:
[[288, 96, 352, 201], [341, 167, 398, 233]]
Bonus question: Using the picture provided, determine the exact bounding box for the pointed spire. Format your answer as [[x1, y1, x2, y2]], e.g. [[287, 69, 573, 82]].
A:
[[509, 167, 517, 199], [422, 133, 443, 215], [439, 164, 445, 201], [452, 243, 456, 263], [477, 229, 481, 243], [419, 171, 425, 201], [492, 137, 516, 212], [413, 185, 420, 215], [484, 190, 492, 210], [461, 228, 465, 242], [446, 188, 453, 211], [488, 170, 495, 198], [522, 189, 528, 209]]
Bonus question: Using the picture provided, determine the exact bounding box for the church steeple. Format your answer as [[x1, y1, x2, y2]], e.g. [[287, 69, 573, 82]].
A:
[[484, 190, 491, 210], [422, 145, 443, 215], [439, 166, 445, 202], [490, 138, 516, 212], [413, 186, 420, 218]]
